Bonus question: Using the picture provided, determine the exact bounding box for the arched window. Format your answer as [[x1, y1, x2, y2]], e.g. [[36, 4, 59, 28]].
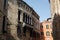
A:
[[46, 24, 49, 29], [46, 31, 50, 36]]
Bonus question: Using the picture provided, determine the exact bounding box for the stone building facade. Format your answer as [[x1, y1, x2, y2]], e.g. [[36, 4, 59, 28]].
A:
[[49, 0, 60, 40], [17, 0, 40, 40], [0, 0, 40, 40], [0, 0, 8, 40], [7, 0, 20, 40], [40, 18, 53, 40]]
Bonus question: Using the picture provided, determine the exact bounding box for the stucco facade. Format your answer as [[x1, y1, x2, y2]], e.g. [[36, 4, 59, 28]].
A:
[[40, 18, 53, 40]]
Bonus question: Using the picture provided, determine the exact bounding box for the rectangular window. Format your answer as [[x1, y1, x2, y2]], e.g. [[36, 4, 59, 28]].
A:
[[23, 13, 32, 25], [31, 18, 32, 25], [30, 30, 33, 37], [23, 13, 28, 24], [4, 0, 6, 9], [28, 16, 29, 24], [32, 18, 34, 26], [17, 26, 21, 34], [18, 10, 21, 22], [41, 32, 44, 35], [46, 24, 49, 29], [23, 27, 26, 36], [26, 14, 27, 23], [30, 18, 31, 25], [17, 26, 22, 37], [23, 13, 25, 22], [28, 16, 30, 25], [2, 16, 6, 33], [27, 15, 28, 24]]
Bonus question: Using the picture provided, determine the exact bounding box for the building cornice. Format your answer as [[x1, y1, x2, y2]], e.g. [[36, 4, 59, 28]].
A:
[[18, 0, 40, 20]]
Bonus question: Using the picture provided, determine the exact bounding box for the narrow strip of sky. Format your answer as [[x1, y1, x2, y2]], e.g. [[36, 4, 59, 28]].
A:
[[23, 0, 51, 22]]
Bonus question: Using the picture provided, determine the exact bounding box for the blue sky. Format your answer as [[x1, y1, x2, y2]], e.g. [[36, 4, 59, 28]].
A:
[[23, 0, 51, 22]]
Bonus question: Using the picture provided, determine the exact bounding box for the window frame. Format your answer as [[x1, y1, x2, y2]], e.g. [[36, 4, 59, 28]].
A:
[[46, 31, 50, 36], [46, 24, 49, 29], [4, 0, 7, 9]]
